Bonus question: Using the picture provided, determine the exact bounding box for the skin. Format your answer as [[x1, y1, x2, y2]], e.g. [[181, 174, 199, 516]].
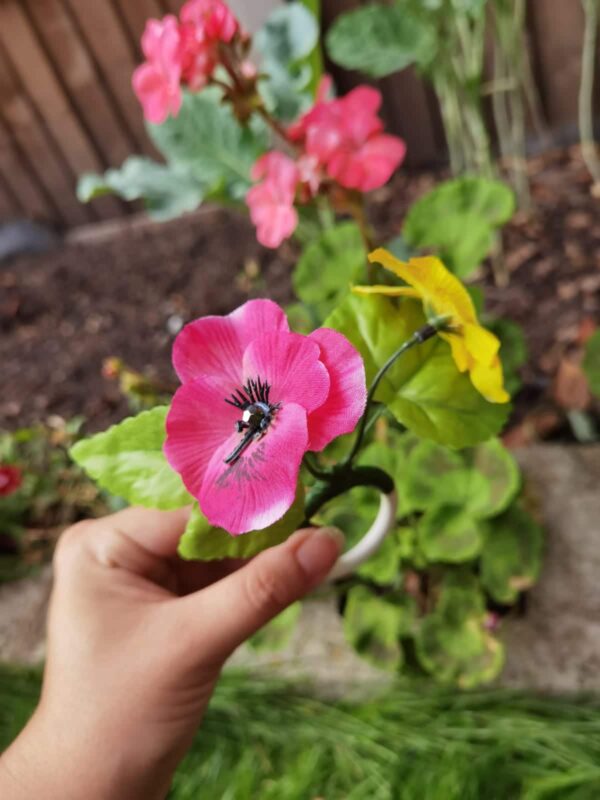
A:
[[0, 507, 343, 800]]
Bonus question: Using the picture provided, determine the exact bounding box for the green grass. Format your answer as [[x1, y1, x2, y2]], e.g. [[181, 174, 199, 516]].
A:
[[2, 665, 600, 799]]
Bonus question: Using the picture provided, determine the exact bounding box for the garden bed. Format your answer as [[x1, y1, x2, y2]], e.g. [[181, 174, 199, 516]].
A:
[[1, 145, 599, 436]]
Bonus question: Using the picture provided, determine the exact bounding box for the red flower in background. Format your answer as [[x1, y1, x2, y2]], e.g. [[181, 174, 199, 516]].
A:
[[0, 465, 22, 498]]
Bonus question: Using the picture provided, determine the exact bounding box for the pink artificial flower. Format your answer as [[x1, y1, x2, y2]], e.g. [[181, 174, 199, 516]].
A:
[[246, 152, 300, 248], [165, 300, 367, 534], [180, 0, 239, 44], [132, 16, 183, 124], [0, 465, 22, 497], [289, 79, 406, 193]]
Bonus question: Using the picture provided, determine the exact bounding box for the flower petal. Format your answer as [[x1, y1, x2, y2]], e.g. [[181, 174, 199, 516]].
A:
[[307, 328, 367, 451], [173, 300, 289, 384], [463, 323, 501, 366], [470, 357, 510, 404], [368, 251, 477, 324], [199, 403, 308, 533], [164, 375, 240, 501], [243, 332, 330, 413]]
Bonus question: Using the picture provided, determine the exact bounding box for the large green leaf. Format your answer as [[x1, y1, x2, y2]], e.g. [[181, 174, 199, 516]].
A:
[[467, 438, 520, 518], [481, 506, 543, 604], [325, 294, 509, 447], [293, 223, 367, 321], [343, 586, 415, 670], [70, 407, 192, 510], [403, 177, 515, 278], [77, 157, 204, 220], [403, 438, 519, 519], [418, 504, 484, 563], [148, 88, 268, 201], [178, 484, 305, 561], [326, 4, 434, 77], [415, 583, 504, 688], [583, 330, 600, 397], [255, 3, 320, 121]]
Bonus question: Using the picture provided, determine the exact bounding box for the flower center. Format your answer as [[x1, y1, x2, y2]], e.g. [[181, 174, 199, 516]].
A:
[[223, 377, 280, 465]]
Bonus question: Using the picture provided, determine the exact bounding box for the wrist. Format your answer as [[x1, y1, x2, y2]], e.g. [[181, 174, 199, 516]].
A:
[[1, 708, 176, 800]]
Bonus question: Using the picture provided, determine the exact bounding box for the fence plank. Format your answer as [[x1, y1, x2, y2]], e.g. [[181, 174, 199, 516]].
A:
[[0, 119, 53, 221], [115, 0, 164, 47], [0, 1, 124, 219], [25, 0, 135, 168], [65, 0, 152, 154], [529, 0, 585, 126], [0, 44, 90, 226], [0, 176, 20, 220]]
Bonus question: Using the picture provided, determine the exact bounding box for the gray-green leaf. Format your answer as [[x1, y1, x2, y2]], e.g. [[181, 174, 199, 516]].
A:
[[77, 157, 204, 220], [326, 4, 434, 77], [148, 88, 268, 201]]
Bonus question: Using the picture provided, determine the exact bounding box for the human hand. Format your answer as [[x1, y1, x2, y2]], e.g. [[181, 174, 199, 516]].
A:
[[0, 507, 343, 800]]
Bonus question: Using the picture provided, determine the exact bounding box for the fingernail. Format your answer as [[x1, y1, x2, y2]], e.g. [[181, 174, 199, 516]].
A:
[[295, 527, 345, 577]]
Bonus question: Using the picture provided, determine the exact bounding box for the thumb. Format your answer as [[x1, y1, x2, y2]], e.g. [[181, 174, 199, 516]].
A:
[[178, 527, 344, 660]]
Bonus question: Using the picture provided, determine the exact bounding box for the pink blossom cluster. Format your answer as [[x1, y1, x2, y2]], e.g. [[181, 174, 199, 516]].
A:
[[132, 0, 240, 124], [247, 79, 407, 248]]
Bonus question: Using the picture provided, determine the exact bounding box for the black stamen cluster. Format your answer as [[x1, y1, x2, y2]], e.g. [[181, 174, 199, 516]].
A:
[[224, 377, 271, 410]]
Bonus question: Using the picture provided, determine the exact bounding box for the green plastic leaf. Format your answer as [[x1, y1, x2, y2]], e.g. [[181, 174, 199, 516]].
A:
[[326, 4, 434, 77], [486, 318, 527, 395], [248, 603, 302, 652], [77, 157, 204, 220], [325, 294, 510, 448], [293, 223, 367, 320], [178, 484, 305, 561], [467, 438, 520, 518], [148, 88, 268, 201], [255, 3, 320, 121], [344, 586, 415, 670], [583, 330, 600, 397], [69, 407, 192, 510], [403, 177, 515, 278], [418, 505, 484, 563], [415, 584, 504, 687], [481, 505, 543, 604]]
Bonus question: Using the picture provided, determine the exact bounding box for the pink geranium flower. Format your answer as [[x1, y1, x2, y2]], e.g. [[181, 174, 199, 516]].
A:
[[165, 300, 367, 534], [246, 152, 300, 248], [289, 80, 406, 192], [180, 0, 239, 44], [0, 465, 22, 497], [132, 16, 183, 124]]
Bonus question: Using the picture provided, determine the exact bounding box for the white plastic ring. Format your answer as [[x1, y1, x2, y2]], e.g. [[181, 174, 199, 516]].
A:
[[326, 490, 398, 582]]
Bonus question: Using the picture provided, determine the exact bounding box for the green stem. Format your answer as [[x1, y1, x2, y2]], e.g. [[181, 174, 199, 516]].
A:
[[345, 324, 439, 467]]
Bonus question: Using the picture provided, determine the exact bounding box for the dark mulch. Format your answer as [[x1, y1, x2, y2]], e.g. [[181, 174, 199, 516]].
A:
[[1, 145, 599, 434]]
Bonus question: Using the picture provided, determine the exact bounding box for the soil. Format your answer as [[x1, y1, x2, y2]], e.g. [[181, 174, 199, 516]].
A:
[[1, 145, 599, 435]]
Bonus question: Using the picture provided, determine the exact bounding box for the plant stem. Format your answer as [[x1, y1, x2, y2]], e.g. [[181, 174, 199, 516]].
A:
[[345, 324, 438, 466], [579, 0, 600, 187]]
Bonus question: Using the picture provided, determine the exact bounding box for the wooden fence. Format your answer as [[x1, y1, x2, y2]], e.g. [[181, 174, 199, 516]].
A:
[[0, 0, 590, 227]]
